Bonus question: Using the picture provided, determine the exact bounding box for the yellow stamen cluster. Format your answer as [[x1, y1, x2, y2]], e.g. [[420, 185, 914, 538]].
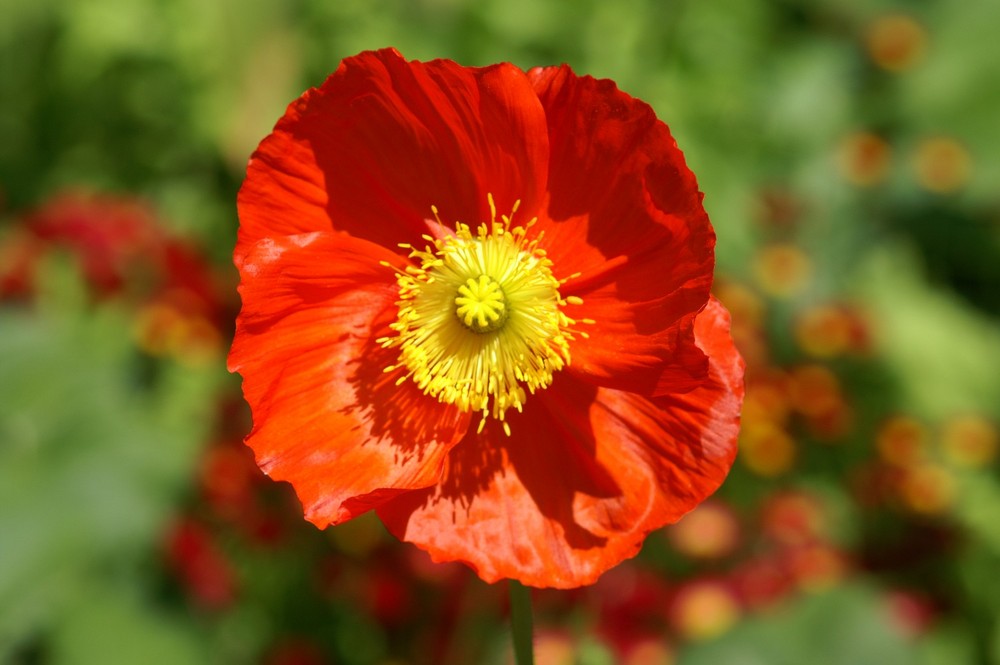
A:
[[379, 196, 584, 435]]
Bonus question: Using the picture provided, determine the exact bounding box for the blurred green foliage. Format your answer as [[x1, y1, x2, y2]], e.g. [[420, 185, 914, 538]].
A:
[[0, 258, 221, 661], [1, 0, 999, 664]]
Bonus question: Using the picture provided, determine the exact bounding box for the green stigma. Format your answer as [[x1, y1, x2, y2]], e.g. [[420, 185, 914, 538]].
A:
[[455, 274, 508, 333]]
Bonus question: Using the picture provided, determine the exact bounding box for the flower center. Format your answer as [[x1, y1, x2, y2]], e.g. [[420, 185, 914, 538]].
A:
[[455, 275, 508, 333], [379, 196, 586, 435]]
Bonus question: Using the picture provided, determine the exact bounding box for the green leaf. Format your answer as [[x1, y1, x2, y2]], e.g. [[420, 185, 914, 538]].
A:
[[678, 584, 917, 665], [856, 247, 1000, 419], [51, 582, 209, 665]]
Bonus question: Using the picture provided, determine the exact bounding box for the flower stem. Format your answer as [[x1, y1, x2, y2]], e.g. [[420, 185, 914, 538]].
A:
[[509, 580, 535, 665]]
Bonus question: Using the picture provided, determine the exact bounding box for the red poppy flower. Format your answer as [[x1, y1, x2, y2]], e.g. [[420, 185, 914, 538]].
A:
[[229, 48, 744, 588]]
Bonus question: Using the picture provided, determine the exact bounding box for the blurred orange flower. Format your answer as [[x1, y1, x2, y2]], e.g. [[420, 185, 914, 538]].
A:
[[865, 13, 927, 73]]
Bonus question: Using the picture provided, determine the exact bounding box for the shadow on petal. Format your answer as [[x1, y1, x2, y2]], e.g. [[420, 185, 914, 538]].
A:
[[342, 305, 471, 467], [379, 374, 631, 584]]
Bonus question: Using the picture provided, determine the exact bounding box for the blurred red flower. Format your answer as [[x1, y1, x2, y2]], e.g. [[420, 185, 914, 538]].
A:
[[229, 49, 744, 588], [164, 518, 238, 610], [1, 191, 223, 314]]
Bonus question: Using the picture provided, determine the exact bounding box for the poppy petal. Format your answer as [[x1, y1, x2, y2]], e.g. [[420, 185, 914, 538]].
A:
[[236, 48, 549, 266], [229, 231, 470, 526], [527, 65, 715, 394], [377, 299, 742, 588]]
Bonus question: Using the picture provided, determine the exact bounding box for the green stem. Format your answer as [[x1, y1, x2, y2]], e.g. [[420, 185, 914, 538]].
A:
[[509, 580, 535, 665]]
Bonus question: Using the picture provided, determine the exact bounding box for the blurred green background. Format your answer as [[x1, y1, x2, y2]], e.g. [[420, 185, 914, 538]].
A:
[[2, 0, 999, 664]]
